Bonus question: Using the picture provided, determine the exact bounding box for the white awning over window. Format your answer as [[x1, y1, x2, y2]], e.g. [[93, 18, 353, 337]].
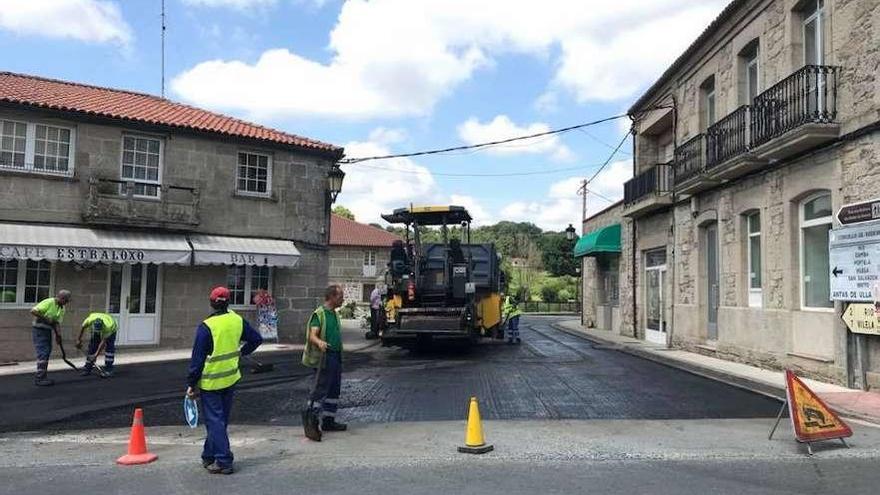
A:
[[189, 234, 301, 267], [0, 222, 192, 264]]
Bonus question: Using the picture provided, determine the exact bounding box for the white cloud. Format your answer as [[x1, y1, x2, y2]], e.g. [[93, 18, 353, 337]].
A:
[[0, 0, 132, 46], [457, 115, 575, 162], [172, 0, 728, 119], [182, 0, 277, 9], [368, 127, 407, 146], [449, 194, 494, 227], [499, 159, 632, 231]]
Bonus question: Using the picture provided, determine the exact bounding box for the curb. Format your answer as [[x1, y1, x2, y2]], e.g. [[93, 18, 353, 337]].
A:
[[549, 322, 880, 426]]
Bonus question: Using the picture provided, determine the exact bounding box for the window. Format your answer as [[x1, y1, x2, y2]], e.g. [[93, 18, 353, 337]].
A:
[[226, 265, 272, 306], [597, 256, 620, 305], [362, 283, 376, 303], [700, 77, 716, 129], [747, 212, 762, 307], [363, 250, 377, 277], [800, 192, 833, 309], [0, 119, 74, 175], [236, 152, 271, 196], [0, 260, 52, 306], [121, 135, 162, 197], [739, 40, 760, 104], [802, 0, 825, 65]]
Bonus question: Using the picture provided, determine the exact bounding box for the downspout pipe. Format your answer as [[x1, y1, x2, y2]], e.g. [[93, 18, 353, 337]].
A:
[[629, 124, 638, 339], [668, 94, 679, 349]]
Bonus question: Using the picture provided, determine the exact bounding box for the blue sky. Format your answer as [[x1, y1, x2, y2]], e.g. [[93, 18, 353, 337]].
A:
[[0, 0, 727, 230]]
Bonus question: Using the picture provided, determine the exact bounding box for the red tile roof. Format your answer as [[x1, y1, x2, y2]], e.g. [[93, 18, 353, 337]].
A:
[[330, 214, 402, 247], [0, 72, 343, 157]]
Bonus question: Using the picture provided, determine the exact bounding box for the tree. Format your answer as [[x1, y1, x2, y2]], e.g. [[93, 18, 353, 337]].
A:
[[332, 206, 355, 220], [538, 231, 579, 277]]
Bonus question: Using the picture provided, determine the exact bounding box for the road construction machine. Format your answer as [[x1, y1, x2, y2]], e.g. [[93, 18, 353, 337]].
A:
[[377, 205, 504, 346]]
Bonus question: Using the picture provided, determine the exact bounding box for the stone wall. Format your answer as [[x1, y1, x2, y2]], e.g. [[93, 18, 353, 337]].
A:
[[328, 246, 389, 305], [580, 203, 624, 331]]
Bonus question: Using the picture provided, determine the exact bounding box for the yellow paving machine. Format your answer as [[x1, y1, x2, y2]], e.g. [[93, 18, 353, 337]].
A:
[[378, 206, 504, 346]]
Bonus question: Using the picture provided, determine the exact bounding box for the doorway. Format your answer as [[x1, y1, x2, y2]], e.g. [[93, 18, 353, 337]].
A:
[[705, 224, 719, 341], [107, 263, 161, 345], [645, 249, 667, 345]]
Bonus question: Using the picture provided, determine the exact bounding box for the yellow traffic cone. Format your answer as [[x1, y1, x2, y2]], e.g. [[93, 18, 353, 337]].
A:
[[458, 396, 494, 454]]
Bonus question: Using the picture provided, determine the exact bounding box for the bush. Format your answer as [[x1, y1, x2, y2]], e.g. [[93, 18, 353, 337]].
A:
[[540, 285, 559, 303], [338, 301, 358, 319], [0, 290, 15, 303]]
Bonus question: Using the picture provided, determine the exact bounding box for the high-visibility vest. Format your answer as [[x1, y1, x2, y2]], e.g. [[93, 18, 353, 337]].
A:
[[301, 306, 327, 369], [198, 312, 243, 391], [503, 296, 523, 318]]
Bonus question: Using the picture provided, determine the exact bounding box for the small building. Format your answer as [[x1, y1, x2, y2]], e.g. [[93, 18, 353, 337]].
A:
[[575, 202, 623, 334], [328, 214, 401, 305], [0, 72, 344, 362]]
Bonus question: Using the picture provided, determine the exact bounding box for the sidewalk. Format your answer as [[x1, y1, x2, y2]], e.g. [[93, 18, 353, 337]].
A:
[[0, 319, 374, 377], [553, 319, 880, 425]]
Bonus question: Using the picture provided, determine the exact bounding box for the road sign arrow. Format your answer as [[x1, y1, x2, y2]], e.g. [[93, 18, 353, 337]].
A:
[[832, 266, 843, 277], [842, 303, 880, 335]]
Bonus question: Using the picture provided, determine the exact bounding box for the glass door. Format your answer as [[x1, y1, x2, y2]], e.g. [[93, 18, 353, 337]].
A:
[[645, 249, 667, 345], [108, 263, 161, 345], [706, 224, 719, 341]]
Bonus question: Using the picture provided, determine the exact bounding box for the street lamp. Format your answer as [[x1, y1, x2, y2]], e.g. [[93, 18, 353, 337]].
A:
[[565, 223, 577, 241], [327, 165, 345, 203]]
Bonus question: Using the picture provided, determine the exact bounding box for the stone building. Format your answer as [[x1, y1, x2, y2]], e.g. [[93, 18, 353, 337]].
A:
[[0, 72, 344, 362], [579, 0, 880, 388], [328, 214, 401, 305], [575, 202, 623, 334]]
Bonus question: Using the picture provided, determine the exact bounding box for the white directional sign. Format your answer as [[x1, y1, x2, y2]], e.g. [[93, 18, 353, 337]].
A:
[[829, 221, 880, 301]]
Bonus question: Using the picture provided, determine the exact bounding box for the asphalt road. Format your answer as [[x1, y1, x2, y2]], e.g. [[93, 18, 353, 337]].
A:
[[0, 316, 780, 432]]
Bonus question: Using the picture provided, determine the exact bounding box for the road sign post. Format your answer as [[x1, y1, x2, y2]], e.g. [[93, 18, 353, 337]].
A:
[[829, 220, 880, 301]]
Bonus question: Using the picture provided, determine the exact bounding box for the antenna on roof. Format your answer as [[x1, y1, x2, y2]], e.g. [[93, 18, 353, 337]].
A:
[[161, 0, 166, 98]]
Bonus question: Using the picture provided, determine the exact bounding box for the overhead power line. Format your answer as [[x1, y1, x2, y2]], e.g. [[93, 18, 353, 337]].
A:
[[339, 113, 630, 164]]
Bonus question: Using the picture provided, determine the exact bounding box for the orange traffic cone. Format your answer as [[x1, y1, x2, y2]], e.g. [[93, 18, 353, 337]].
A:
[[458, 396, 493, 454], [116, 408, 158, 465]]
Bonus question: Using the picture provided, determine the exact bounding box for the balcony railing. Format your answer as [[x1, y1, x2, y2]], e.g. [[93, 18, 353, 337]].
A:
[[751, 65, 839, 148], [673, 134, 704, 185], [706, 105, 750, 169], [83, 177, 200, 228], [624, 162, 672, 205], [0, 161, 75, 178]]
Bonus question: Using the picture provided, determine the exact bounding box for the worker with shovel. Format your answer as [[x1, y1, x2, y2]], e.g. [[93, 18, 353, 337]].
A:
[[29, 289, 72, 387], [75, 312, 118, 378]]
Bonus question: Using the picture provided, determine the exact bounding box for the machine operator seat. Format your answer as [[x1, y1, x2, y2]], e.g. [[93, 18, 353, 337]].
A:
[[389, 240, 409, 275]]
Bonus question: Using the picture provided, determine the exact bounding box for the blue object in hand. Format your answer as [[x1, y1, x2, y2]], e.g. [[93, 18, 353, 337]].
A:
[[184, 396, 199, 429]]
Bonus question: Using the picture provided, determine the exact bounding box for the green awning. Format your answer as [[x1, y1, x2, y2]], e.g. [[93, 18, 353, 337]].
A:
[[573, 224, 621, 257]]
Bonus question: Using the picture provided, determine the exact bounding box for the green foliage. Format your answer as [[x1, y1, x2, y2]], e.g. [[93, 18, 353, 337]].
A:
[[537, 231, 579, 277], [338, 301, 358, 319], [0, 290, 15, 303], [332, 205, 355, 220]]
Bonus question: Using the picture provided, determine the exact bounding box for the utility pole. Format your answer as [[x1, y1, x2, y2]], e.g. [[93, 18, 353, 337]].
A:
[[577, 179, 588, 226], [161, 0, 166, 98]]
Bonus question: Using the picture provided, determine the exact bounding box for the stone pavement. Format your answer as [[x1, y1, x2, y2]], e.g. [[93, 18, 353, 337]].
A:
[[553, 318, 880, 425], [0, 319, 373, 377]]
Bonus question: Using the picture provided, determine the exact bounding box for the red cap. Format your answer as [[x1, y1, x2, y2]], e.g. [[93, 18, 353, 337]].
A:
[[209, 286, 231, 303]]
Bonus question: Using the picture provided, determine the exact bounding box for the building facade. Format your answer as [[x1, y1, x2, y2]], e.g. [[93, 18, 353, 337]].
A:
[[328, 214, 401, 305], [579, 0, 880, 388], [576, 202, 624, 334], [0, 72, 343, 362]]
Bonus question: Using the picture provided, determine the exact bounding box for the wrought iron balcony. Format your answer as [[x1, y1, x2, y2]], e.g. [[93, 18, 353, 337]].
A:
[[83, 178, 200, 229], [623, 162, 673, 217], [706, 105, 750, 169], [750, 65, 839, 151], [673, 134, 705, 187]]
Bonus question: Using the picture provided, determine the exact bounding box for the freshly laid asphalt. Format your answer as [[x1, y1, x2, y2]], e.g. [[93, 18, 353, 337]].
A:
[[0, 316, 780, 432]]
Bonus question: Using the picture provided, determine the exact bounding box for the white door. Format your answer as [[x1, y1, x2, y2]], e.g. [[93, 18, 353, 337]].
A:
[[108, 263, 161, 345], [645, 249, 667, 345]]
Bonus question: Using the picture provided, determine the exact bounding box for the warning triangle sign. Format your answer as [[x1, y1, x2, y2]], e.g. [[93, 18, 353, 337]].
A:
[[785, 370, 853, 443]]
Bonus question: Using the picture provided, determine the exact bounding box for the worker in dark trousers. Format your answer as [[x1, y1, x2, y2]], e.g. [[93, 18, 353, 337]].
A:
[[186, 287, 262, 475], [503, 293, 523, 344], [29, 290, 71, 386], [301, 285, 347, 441], [76, 312, 118, 377]]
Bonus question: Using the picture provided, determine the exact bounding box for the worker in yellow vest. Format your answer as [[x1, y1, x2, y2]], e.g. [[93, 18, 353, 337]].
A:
[[185, 287, 262, 475], [75, 312, 118, 377], [301, 285, 347, 441], [502, 293, 523, 344]]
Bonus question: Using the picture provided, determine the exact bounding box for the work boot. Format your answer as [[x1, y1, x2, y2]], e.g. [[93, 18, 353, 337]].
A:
[[322, 418, 348, 432], [79, 367, 92, 377], [202, 459, 214, 469], [34, 376, 54, 387], [364, 331, 378, 340], [515, 338, 522, 344], [206, 463, 234, 475], [301, 409, 322, 441]]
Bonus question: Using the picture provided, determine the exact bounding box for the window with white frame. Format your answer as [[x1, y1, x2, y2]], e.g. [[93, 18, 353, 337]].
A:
[[802, 0, 825, 66], [226, 265, 272, 306], [700, 77, 716, 129], [0, 260, 52, 306], [363, 250, 377, 277], [746, 212, 762, 307], [800, 192, 833, 309], [0, 119, 75, 175], [121, 135, 162, 197], [236, 152, 271, 196], [739, 40, 760, 104]]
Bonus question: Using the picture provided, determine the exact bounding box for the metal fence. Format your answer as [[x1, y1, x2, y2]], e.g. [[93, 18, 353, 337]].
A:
[[623, 162, 672, 204], [521, 301, 581, 314], [706, 105, 750, 169], [673, 134, 705, 185], [751, 65, 839, 148]]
